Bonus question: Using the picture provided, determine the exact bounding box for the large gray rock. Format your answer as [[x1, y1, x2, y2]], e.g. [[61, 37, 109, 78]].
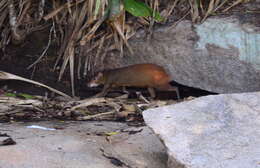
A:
[[143, 92, 260, 168], [109, 13, 260, 94]]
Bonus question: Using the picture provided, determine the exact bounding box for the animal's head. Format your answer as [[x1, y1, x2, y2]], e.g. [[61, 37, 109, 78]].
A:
[[87, 72, 104, 87]]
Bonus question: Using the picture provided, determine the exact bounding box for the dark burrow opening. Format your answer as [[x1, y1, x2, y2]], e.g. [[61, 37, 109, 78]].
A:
[[80, 79, 217, 100], [0, 73, 216, 100]]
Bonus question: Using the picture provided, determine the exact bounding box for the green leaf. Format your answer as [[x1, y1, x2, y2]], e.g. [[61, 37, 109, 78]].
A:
[[4, 92, 35, 99], [94, 0, 101, 17], [108, 0, 122, 19], [105, 132, 119, 136], [4, 93, 16, 97], [123, 0, 164, 22], [18, 93, 35, 99], [196, 0, 200, 6]]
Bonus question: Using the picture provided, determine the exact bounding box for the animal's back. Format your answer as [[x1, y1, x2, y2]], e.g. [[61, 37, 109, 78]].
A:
[[105, 64, 171, 88]]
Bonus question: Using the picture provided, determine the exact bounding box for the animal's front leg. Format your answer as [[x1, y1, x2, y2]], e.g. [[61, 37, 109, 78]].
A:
[[93, 84, 110, 98], [122, 86, 129, 94]]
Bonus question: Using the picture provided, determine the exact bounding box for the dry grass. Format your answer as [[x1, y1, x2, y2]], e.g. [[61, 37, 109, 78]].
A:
[[0, 0, 253, 96]]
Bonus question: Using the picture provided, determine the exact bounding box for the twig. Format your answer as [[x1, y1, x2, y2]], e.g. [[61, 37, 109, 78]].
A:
[[136, 92, 150, 104], [0, 96, 42, 105], [164, 0, 179, 20], [37, 0, 45, 21], [27, 23, 54, 69], [77, 111, 115, 120], [43, 0, 85, 21], [94, 36, 105, 66], [8, 0, 23, 42], [167, 10, 190, 31], [71, 97, 106, 110], [17, 0, 31, 25], [100, 148, 132, 168]]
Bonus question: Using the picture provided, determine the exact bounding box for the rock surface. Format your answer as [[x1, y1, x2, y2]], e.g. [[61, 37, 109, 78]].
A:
[[0, 121, 167, 168], [143, 92, 260, 168], [108, 12, 260, 94]]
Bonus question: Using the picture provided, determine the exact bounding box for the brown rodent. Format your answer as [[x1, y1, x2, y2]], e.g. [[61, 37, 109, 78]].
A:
[[87, 63, 180, 99]]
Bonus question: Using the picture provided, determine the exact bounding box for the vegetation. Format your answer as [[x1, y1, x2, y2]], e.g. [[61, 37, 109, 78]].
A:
[[0, 0, 252, 95]]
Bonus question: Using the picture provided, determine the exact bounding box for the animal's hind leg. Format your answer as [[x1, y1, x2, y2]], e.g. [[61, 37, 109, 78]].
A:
[[147, 87, 156, 98], [157, 84, 180, 100], [172, 86, 180, 100]]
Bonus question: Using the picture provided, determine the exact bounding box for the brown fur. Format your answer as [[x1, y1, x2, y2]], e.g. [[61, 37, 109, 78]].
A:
[[87, 64, 180, 99]]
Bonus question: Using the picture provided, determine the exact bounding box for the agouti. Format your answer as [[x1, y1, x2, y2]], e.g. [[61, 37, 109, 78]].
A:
[[87, 63, 180, 99]]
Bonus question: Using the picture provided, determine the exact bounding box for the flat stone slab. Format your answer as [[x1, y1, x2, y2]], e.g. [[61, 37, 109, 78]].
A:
[[0, 121, 167, 168], [143, 92, 260, 168]]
